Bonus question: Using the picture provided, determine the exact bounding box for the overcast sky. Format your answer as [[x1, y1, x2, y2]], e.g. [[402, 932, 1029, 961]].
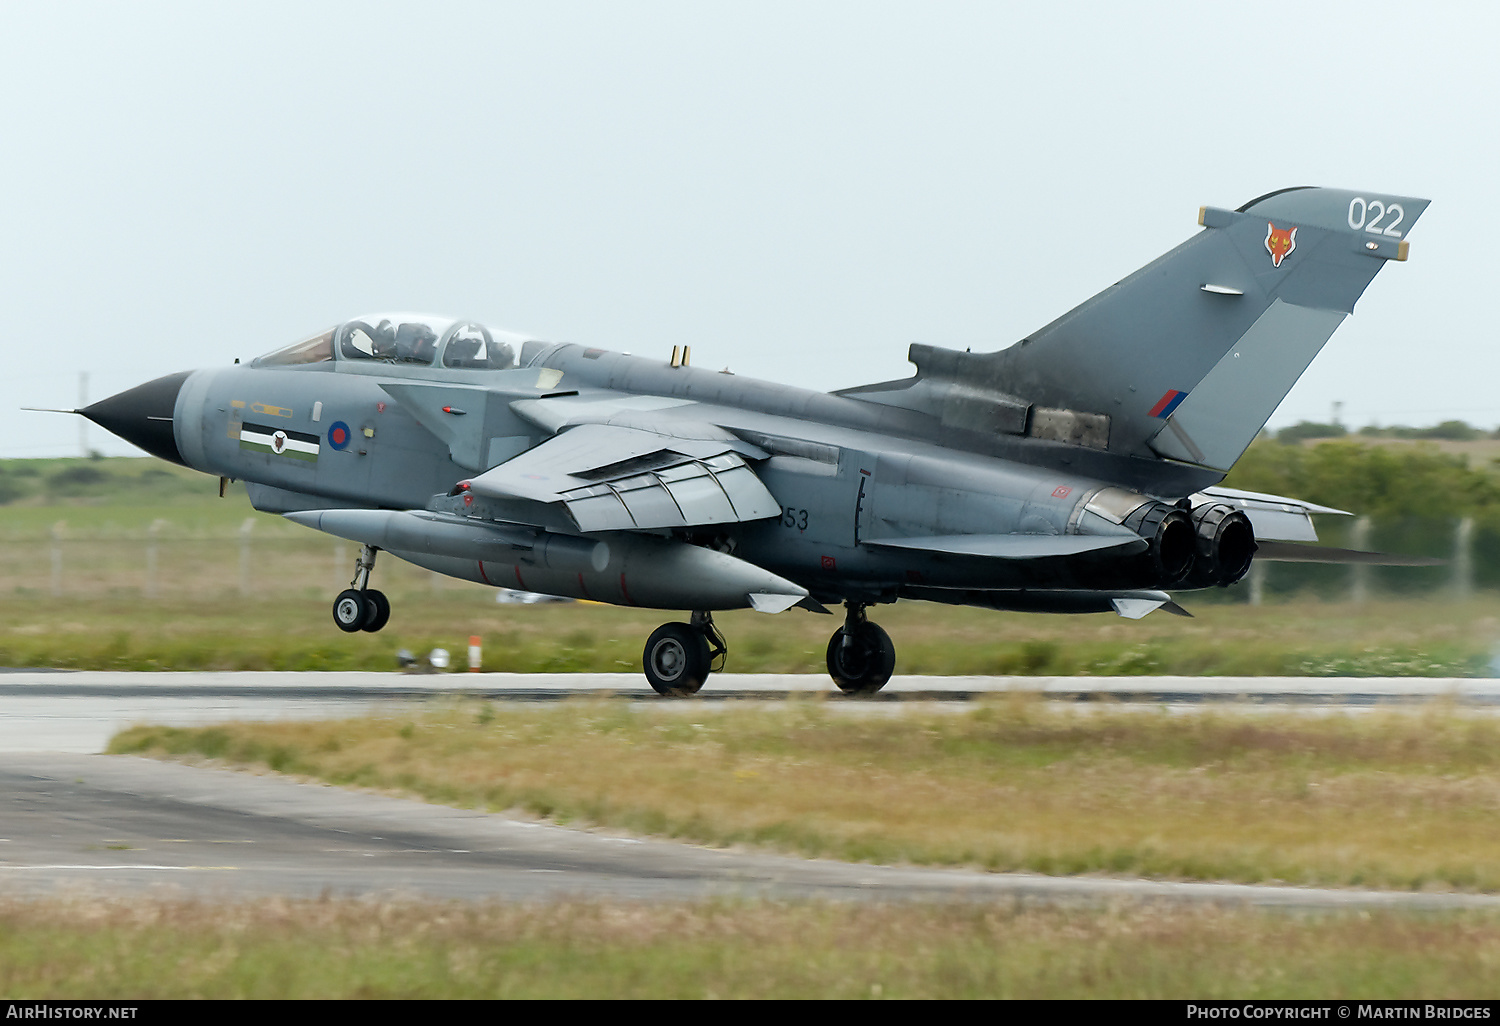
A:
[[1, 1, 1493, 458]]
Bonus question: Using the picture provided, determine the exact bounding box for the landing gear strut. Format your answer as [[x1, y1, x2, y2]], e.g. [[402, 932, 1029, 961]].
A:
[[826, 602, 895, 694], [333, 543, 391, 633], [642, 611, 726, 697]]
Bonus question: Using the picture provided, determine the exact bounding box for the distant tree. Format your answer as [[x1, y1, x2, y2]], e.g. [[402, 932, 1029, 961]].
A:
[[1275, 421, 1347, 445], [1224, 438, 1500, 522], [48, 464, 108, 492], [1360, 421, 1484, 440], [1417, 420, 1481, 441], [0, 473, 28, 505]]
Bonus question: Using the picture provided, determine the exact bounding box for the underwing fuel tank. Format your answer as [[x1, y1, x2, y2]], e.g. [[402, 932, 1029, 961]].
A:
[[284, 509, 808, 613]]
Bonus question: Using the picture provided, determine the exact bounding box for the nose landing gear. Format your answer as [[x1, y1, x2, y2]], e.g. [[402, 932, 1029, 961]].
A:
[[333, 543, 390, 633]]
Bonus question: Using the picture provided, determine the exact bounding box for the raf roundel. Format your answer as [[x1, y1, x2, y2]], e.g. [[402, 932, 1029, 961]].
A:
[[327, 420, 352, 451]]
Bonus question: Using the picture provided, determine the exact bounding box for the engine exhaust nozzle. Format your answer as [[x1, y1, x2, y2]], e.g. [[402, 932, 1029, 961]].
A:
[[1123, 501, 1195, 587], [1186, 503, 1257, 588]]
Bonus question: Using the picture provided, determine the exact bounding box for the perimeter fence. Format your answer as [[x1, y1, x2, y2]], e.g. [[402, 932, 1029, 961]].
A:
[[0, 515, 1490, 606], [0, 518, 492, 603]]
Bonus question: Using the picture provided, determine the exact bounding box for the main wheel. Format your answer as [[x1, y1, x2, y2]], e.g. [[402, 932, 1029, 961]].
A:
[[361, 589, 391, 632], [333, 589, 367, 633], [643, 622, 712, 697], [826, 621, 896, 694]]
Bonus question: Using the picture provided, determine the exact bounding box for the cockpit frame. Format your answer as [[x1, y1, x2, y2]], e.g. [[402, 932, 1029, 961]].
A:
[[252, 314, 526, 373]]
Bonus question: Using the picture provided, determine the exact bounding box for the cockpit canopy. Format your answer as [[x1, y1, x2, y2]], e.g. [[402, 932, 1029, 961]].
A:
[[253, 314, 524, 371]]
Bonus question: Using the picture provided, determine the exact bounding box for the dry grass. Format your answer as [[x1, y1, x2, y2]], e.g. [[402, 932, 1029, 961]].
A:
[[111, 700, 1500, 892], [5, 894, 1500, 998]]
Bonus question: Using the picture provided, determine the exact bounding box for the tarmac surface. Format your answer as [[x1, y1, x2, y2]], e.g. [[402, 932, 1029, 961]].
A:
[[4, 669, 1498, 753], [2, 671, 1497, 909]]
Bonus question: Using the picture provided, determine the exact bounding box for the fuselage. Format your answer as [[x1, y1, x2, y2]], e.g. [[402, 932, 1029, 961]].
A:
[[89, 315, 1224, 612]]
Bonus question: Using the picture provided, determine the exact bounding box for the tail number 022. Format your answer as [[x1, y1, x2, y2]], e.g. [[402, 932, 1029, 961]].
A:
[[1347, 197, 1404, 238]]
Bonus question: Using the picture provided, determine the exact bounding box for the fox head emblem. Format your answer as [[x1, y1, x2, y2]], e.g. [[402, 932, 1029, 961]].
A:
[[1265, 222, 1297, 267]]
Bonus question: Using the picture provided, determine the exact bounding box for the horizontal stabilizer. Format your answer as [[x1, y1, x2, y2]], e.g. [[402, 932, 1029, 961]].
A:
[[1255, 541, 1444, 566], [867, 533, 1146, 560], [1193, 485, 1349, 543]]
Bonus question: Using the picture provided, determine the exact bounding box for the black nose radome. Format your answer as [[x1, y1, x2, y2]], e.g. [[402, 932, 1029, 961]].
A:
[[80, 371, 192, 466]]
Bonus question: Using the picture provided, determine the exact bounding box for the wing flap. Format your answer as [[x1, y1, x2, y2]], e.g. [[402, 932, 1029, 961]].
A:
[[468, 423, 780, 532]]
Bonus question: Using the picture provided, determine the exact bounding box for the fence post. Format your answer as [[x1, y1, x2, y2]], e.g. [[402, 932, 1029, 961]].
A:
[[1350, 516, 1371, 604], [1454, 516, 1475, 601], [238, 518, 255, 597], [1248, 559, 1265, 606], [50, 521, 64, 597]]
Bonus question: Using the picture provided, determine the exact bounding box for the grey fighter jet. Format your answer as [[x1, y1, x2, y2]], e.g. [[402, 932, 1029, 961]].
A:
[[73, 186, 1429, 695]]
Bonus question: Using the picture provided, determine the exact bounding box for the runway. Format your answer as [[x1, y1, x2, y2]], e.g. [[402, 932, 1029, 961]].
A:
[[3, 669, 1497, 753], [3, 671, 1497, 910]]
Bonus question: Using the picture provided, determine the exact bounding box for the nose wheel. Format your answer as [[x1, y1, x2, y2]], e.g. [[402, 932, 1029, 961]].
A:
[[826, 603, 895, 694], [332, 544, 391, 633]]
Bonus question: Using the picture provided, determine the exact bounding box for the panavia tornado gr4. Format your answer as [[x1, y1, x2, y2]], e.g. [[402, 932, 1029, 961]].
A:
[[73, 186, 1429, 695]]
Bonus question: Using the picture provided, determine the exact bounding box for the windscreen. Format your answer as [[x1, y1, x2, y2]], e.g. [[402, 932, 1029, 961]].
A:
[[252, 328, 335, 367]]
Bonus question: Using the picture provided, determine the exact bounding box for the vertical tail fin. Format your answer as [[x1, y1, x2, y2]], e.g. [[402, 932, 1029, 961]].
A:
[[852, 187, 1428, 474]]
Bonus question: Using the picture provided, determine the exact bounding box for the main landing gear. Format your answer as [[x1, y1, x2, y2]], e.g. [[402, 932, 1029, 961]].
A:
[[333, 543, 390, 633], [826, 602, 895, 694], [642, 611, 727, 696], [641, 602, 896, 697]]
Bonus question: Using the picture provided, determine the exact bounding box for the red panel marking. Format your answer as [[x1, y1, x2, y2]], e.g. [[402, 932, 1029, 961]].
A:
[[620, 573, 636, 606], [476, 561, 491, 586], [1052, 485, 1071, 498], [577, 572, 592, 600], [1148, 389, 1185, 418], [514, 565, 527, 590], [821, 555, 836, 570]]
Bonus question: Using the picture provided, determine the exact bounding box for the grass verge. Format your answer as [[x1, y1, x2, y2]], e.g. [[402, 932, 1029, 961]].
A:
[[5, 896, 1500, 998], [111, 700, 1500, 892], [4, 595, 1496, 674]]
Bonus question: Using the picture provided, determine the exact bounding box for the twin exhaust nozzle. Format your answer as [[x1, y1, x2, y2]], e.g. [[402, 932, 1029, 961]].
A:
[[1125, 501, 1256, 589]]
